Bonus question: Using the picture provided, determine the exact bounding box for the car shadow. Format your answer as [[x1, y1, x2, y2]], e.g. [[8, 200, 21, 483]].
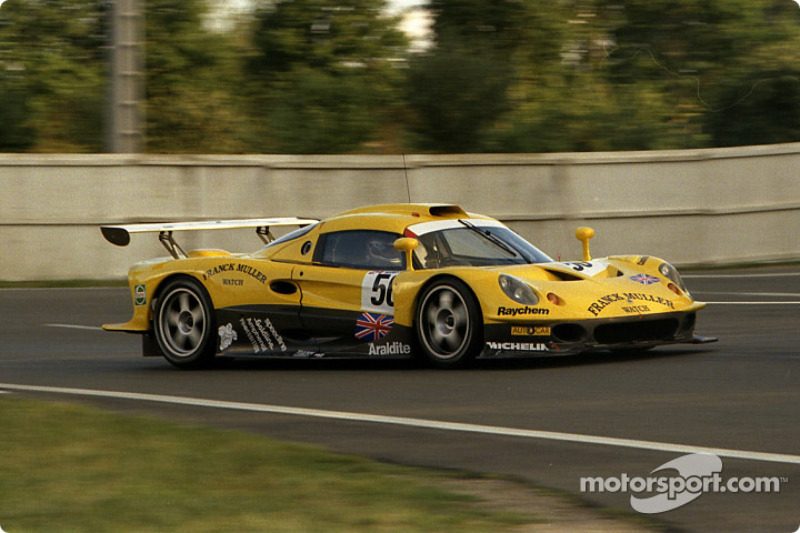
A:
[[142, 347, 711, 373]]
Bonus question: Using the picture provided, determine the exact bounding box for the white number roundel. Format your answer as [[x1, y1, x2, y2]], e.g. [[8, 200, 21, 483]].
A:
[[361, 271, 398, 314]]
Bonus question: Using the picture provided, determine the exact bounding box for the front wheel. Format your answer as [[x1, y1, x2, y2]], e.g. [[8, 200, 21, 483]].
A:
[[153, 278, 217, 369], [416, 278, 483, 368]]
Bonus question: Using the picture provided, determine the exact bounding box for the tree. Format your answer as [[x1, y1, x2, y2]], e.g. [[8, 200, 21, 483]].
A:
[[703, 1, 800, 146], [405, 1, 569, 152], [245, 0, 407, 153], [0, 0, 107, 151], [406, 42, 510, 152], [145, 0, 250, 153], [607, 0, 800, 148]]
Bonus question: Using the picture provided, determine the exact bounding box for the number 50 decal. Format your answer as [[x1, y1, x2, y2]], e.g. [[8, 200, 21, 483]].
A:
[[361, 271, 398, 314]]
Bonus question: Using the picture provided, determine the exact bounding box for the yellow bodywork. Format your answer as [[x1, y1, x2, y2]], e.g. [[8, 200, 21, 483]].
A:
[[104, 203, 704, 338]]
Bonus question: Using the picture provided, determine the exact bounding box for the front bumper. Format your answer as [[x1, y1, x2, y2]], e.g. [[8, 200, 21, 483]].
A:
[[479, 310, 713, 358]]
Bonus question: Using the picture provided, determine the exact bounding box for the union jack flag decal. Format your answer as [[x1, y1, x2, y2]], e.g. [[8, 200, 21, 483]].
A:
[[355, 312, 394, 341], [630, 273, 661, 285]]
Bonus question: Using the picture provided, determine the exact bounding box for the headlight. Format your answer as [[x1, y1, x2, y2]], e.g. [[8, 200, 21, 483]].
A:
[[499, 274, 539, 305], [658, 262, 688, 293]]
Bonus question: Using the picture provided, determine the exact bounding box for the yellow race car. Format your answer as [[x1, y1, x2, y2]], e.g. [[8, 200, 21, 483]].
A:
[[102, 203, 715, 368]]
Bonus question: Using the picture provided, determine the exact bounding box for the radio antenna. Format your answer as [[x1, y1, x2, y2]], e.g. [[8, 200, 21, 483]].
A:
[[402, 153, 412, 203]]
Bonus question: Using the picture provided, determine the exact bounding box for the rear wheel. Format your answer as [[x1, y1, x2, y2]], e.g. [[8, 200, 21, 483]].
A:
[[416, 279, 482, 368], [153, 278, 216, 369]]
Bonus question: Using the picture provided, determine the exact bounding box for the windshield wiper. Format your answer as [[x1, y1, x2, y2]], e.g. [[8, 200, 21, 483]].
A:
[[458, 220, 520, 258]]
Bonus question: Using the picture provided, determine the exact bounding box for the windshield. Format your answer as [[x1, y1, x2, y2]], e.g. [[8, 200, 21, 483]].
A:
[[414, 225, 552, 268]]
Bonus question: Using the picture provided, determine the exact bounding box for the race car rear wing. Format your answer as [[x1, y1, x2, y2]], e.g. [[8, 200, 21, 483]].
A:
[[101, 217, 318, 259]]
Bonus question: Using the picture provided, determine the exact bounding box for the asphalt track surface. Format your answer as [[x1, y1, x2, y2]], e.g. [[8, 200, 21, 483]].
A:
[[1, 266, 799, 532]]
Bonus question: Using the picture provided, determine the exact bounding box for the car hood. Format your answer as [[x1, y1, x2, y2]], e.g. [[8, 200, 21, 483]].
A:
[[485, 258, 622, 282], [474, 257, 702, 320]]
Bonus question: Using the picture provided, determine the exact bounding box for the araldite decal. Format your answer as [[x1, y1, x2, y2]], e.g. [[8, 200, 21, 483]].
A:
[[368, 342, 411, 356]]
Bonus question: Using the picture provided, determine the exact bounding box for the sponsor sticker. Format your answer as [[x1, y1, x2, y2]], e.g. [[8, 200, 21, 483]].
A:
[[134, 284, 146, 306], [369, 341, 411, 356], [587, 292, 675, 316], [622, 305, 650, 314], [203, 263, 267, 284], [218, 323, 238, 351], [511, 326, 551, 337], [239, 317, 287, 353], [630, 273, 661, 285], [294, 350, 324, 358], [497, 306, 550, 317], [486, 341, 549, 352], [355, 312, 394, 342]]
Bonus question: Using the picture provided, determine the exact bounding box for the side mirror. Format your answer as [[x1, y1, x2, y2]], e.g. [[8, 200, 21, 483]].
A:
[[393, 237, 419, 271], [575, 227, 596, 262]]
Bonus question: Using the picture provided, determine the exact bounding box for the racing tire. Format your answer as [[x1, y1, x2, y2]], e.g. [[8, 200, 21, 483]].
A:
[[153, 278, 217, 369], [416, 278, 483, 368]]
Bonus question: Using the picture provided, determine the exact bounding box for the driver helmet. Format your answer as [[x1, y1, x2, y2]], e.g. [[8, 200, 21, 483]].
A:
[[367, 239, 400, 265]]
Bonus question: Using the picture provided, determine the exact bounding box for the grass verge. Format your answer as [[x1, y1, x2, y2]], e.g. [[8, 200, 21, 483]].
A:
[[0, 396, 535, 532]]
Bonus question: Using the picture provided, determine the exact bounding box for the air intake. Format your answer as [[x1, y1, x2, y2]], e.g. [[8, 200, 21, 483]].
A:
[[594, 318, 680, 344], [429, 205, 467, 217]]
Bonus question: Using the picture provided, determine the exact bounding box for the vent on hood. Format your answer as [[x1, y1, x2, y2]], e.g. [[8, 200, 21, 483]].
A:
[[543, 266, 625, 281], [542, 269, 584, 282]]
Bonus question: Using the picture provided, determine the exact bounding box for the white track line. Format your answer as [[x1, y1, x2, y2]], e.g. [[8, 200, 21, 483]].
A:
[[684, 272, 800, 279], [1, 383, 798, 466], [695, 291, 800, 298], [44, 323, 104, 331]]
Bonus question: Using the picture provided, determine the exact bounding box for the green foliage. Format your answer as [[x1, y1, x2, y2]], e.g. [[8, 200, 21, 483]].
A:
[[0, 75, 35, 151], [707, 69, 800, 146], [606, 0, 800, 148], [0, 0, 107, 151], [1, 0, 800, 153], [245, 0, 407, 153], [145, 0, 250, 153], [406, 42, 510, 152]]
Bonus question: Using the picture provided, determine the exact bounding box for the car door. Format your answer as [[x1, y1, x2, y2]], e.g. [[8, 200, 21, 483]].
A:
[[293, 230, 404, 354], [210, 259, 305, 356]]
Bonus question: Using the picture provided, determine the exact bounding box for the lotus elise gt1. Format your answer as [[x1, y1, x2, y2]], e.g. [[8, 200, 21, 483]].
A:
[[101, 203, 715, 368]]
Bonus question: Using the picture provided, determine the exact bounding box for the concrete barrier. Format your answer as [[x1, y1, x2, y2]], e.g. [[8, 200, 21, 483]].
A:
[[1, 144, 798, 280]]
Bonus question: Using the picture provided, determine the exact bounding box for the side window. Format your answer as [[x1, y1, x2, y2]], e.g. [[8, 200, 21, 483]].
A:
[[314, 230, 405, 270]]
